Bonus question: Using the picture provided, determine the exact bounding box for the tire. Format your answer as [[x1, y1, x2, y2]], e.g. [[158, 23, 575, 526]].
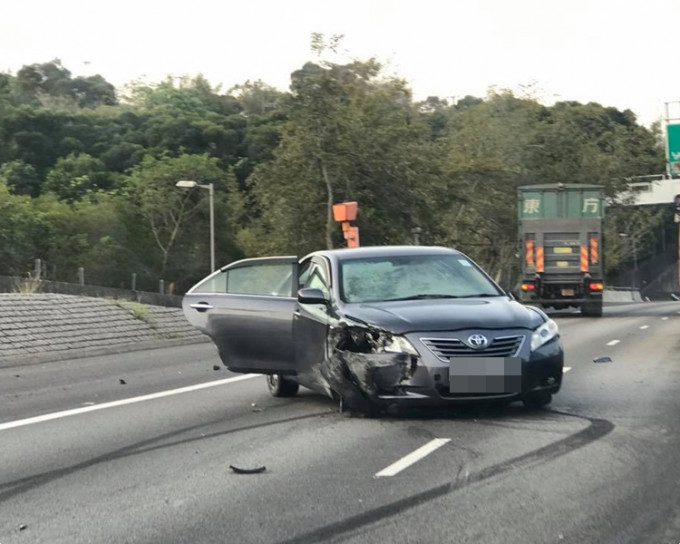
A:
[[523, 391, 552, 409], [266, 374, 299, 397], [581, 301, 603, 317]]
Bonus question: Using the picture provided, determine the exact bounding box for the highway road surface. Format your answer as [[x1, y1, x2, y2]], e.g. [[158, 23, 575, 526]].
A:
[[1, 301, 680, 544]]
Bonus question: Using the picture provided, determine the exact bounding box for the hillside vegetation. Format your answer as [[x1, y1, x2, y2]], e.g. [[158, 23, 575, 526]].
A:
[[0, 41, 668, 292]]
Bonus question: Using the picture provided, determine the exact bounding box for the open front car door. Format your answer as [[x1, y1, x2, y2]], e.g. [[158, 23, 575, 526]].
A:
[[182, 256, 299, 375]]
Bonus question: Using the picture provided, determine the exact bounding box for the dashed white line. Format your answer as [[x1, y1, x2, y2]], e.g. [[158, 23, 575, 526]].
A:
[[606, 340, 621, 346], [563, 367, 572, 373], [640, 325, 649, 330], [0, 374, 259, 432], [375, 438, 451, 478]]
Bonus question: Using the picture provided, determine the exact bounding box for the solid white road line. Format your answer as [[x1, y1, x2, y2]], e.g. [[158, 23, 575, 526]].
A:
[[606, 340, 621, 346], [640, 325, 649, 330], [563, 367, 572, 373], [0, 374, 259, 432], [374, 438, 451, 478]]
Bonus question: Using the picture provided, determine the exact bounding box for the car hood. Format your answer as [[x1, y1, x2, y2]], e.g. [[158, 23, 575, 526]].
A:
[[343, 297, 544, 334]]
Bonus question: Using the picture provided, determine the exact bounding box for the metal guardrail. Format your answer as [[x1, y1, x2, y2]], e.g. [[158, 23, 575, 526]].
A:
[[0, 276, 183, 308]]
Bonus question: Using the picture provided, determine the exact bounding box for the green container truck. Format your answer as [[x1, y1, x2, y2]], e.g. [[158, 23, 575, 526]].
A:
[[517, 183, 605, 317]]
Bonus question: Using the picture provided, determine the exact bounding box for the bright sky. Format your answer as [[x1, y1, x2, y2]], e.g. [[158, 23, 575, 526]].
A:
[[2, 0, 679, 126]]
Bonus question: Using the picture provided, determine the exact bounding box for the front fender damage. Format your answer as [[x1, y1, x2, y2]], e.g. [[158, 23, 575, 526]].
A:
[[318, 324, 418, 412]]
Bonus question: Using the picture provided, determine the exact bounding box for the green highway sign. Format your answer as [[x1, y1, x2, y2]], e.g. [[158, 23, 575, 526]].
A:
[[667, 123, 680, 178]]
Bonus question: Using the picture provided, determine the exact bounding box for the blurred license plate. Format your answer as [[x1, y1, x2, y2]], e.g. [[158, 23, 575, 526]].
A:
[[449, 357, 521, 393], [554, 247, 572, 254], [561, 288, 575, 296]]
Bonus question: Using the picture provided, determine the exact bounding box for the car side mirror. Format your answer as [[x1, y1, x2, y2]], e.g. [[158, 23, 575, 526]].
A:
[[297, 287, 329, 305]]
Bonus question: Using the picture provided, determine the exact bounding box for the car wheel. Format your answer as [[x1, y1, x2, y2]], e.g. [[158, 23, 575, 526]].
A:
[[266, 374, 299, 397], [523, 391, 552, 409]]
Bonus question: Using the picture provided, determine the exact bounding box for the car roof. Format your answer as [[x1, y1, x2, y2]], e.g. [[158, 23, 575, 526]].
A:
[[304, 245, 463, 262]]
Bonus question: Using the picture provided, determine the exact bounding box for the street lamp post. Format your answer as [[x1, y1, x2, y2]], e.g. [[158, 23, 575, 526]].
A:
[[176, 180, 215, 272]]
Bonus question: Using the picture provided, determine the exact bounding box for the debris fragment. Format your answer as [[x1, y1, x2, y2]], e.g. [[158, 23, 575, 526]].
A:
[[212, 365, 221, 371], [19, 524, 28, 531], [119, 379, 127, 385], [229, 465, 266, 474], [593, 356, 612, 363]]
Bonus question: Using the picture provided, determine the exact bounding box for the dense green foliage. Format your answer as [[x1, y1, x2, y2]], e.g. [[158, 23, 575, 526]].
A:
[[0, 51, 668, 293]]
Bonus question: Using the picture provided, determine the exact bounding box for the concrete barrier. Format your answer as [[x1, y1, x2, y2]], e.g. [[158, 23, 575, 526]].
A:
[[603, 288, 643, 303]]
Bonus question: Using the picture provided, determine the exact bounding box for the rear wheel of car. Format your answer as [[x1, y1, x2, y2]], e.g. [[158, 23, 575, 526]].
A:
[[266, 374, 299, 397], [523, 391, 552, 409]]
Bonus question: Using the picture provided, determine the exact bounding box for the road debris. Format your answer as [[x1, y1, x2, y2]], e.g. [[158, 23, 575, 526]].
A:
[[229, 465, 266, 474], [593, 356, 612, 363], [119, 378, 127, 384], [212, 365, 221, 371]]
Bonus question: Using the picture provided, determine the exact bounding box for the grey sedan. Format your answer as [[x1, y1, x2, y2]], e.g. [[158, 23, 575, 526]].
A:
[[182, 246, 564, 411]]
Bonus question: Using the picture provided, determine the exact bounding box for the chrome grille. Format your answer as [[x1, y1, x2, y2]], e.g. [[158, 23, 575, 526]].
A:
[[421, 335, 524, 361]]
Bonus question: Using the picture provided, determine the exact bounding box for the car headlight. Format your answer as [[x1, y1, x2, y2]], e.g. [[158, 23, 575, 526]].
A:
[[531, 319, 559, 351], [383, 335, 419, 356]]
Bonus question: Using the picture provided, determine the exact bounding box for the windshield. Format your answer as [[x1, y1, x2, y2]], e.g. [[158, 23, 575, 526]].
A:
[[339, 254, 503, 303]]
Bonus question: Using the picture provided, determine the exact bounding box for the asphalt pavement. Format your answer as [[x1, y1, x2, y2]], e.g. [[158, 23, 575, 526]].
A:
[[1, 302, 680, 544]]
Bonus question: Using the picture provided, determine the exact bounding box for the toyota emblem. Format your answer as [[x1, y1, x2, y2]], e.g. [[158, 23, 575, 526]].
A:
[[467, 334, 489, 349]]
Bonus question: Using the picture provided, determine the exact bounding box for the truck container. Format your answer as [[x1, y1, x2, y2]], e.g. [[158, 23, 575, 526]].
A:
[[517, 183, 605, 317]]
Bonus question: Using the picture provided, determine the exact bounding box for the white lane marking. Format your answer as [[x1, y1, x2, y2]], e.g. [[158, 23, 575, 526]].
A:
[[606, 340, 620, 346], [563, 367, 572, 373], [662, 317, 669, 321], [640, 325, 649, 330], [0, 374, 259, 432], [374, 438, 451, 478]]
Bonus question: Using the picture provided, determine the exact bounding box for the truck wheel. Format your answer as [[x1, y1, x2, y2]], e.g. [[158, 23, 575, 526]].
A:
[[266, 374, 299, 397], [581, 302, 603, 317]]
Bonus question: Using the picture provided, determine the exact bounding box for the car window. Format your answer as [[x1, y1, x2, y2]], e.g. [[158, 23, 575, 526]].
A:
[[297, 260, 313, 291], [227, 263, 294, 296], [339, 254, 501, 303], [190, 270, 227, 293], [190, 263, 293, 296], [304, 265, 330, 299]]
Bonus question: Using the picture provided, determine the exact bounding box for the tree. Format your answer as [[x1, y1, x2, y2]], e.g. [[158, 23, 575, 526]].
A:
[[238, 53, 433, 256], [43, 153, 114, 201], [426, 90, 545, 285], [16, 60, 117, 109], [0, 180, 41, 275], [124, 153, 228, 277], [0, 160, 41, 196]]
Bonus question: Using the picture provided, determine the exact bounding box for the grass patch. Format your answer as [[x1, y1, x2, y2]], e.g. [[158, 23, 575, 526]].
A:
[[12, 273, 43, 294], [113, 300, 156, 327]]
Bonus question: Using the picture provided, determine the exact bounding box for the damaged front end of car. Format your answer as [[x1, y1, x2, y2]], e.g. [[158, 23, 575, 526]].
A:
[[318, 323, 420, 412]]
